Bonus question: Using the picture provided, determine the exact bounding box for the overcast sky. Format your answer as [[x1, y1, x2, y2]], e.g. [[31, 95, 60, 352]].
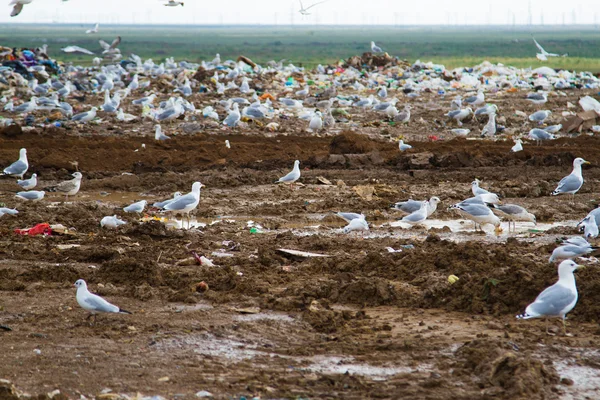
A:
[[3, 0, 600, 25]]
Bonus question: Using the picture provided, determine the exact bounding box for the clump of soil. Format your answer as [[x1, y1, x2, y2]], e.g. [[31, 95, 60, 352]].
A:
[[330, 131, 377, 154], [455, 339, 559, 399], [99, 257, 163, 286]]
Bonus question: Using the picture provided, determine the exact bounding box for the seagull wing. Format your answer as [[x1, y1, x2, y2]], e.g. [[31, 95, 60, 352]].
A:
[[110, 36, 121, 49], [532, 38, 547, 54], [10, 3, 23, 17], [305, 0, 327, 10], [99, 40, 110, 50]]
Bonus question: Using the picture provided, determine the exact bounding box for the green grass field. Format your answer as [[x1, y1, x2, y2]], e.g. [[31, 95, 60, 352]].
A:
[[1, 24, 599, 71]]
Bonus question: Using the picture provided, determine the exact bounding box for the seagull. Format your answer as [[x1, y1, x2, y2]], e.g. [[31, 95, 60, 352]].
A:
[[61, 45, 95, 55], [511, 139, 523, 153], [100, 215, 127, 228], [451, 128, 470, 137], [343, 215, 369, 236], [471, 179, 500, 204], [85, 23, 99, 34], [17, 173, 37, 190], [480, 113, 496, 137], [162, 0, 184, 6], [333, 212, 364, 223], [370, 41, 383, 53], [551, 158, 590, 201], [12, 97, 37, 114], [449, 203, 502, 234], [123, 200, 147, 214], [545, 124, 562, 134], [446, 107, 473, 126], [526, 92, 547, 105], [394, 105, 411, 124], [517, 260, 581, 335], [464, 90, 484, 107], [162, 182, 203, 229], [15, 190, 44, 201], [223, 103, 241, 127], [99, 36, 121, 55], [154, 124, 171, 141], [2, 148, 28, 179], [549, 242, 595, 263], [308, 111, 323, 132], [398, 140, 412, 152], [490, 204, 536, 232], [9, 0, 33, 17], [528, 128, 555, 145], [529, 110, 551, 124], [74, 279, 131, 324], [391, 197, 440, 217], [532, 37, 566, 61], [474, 104, 498, 117], [0, 207, 18, 217], [274, 160, 301, 189], [45, 172, 82, 201], [153, 191, 182, 209], [72, 107, 97, 123], [578, 215, 599, 239], [400, 201, 429, 226], [298, 0, 327, 15]]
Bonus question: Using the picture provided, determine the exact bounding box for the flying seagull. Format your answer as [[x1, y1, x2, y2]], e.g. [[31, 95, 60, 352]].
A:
[[61, 45, 95, 55], [299, 0, 327, 15], [9, 0, 33, 17], [162, 0, 184, 6], [533, 37, 567, 61], [85, 23, 99, 34]]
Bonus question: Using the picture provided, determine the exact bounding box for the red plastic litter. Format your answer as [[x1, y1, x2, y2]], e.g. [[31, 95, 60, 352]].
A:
[[428, 135, 440, 141], [14, 223, 52, 236]]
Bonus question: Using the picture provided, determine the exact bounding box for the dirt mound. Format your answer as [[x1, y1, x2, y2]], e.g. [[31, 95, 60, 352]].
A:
[[329, 131, 377, 154], [99, 257, 163, 286], [455, 339, 559, 399]]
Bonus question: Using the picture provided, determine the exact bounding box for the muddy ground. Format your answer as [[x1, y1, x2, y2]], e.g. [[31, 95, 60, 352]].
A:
[[1, 89, 600, 399]]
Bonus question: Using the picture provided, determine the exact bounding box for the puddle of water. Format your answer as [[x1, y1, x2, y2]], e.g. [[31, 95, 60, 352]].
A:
[[233, 313, 295, 323], [301, 355, 418, 381], [554, 360, 600, 399], [389, 219, 576, 235], [157, 334, 276, 362]]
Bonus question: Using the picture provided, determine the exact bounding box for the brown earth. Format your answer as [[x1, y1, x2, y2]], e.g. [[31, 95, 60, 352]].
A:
[[1, 89, 600, 399]]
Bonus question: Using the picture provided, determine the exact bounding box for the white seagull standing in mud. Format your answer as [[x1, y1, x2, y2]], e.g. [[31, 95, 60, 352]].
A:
[[275, 160, 301, 189], [2, 148, 28, 179], [45, 172, 82, 201], [74, 279, 132, 324], [551, 157, 590, 202], [517, 260, 581, 335], [162, 182, 203, 229], [343, 214, 369, 236]]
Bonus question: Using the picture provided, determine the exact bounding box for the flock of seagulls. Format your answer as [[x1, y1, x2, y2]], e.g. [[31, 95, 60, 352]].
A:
[[0, 25, 595, 338]]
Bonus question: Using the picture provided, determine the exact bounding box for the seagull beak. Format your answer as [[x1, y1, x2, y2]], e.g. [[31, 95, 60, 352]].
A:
[[576, 264, 586, 270], [584, 161, 591, 165]]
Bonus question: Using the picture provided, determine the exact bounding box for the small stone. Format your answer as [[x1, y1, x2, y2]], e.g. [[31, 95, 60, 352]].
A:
[[158, 376, 170, 382], [560, 377, 574, 386], [195, 391, 213, 398]]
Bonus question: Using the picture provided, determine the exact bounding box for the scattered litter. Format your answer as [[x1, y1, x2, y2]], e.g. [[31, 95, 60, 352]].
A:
[[14, 223, 52, 236], [276, 249, 331, 259], [448, 275, 460, 284], [385, 247, 402, 253], [232, 307, 260, 314]]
